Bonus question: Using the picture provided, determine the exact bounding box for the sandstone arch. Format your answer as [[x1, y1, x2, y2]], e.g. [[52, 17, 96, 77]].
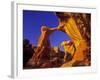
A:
[[27, 13, 90, 68]]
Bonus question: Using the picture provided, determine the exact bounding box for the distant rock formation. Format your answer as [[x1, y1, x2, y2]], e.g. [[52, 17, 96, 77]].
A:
[[23, 39, 34, 68]]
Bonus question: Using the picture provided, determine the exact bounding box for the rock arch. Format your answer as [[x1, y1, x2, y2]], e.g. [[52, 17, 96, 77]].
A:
[[27, 13, 90, 68]]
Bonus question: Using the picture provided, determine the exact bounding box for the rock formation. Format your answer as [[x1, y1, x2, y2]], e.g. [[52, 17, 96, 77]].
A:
[[56, 12, 91, 67], [24, 12, 91, 69], [26, 26, 58, 68]]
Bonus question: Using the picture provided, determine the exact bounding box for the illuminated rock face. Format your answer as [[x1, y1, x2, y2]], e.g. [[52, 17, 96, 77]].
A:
[[61, 40, 76, 62], [56, 12, 91, 67]]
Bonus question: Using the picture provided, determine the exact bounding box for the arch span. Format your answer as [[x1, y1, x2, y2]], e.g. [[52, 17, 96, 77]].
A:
[[27, 17, 89, 67]]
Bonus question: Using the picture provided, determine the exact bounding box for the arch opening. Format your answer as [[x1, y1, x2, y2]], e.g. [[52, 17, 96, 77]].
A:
[[50, 30, 71, 51]]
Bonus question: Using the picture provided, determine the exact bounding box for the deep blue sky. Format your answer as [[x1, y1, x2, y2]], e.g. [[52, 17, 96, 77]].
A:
[[23, 10, 71, 51]]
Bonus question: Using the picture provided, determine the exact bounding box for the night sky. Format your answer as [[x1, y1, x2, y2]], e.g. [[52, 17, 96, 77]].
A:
[[23, 10, 71, 51]]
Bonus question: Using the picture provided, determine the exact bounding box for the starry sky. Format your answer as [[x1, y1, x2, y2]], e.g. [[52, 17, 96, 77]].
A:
[[23, 10, 71, 51]]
